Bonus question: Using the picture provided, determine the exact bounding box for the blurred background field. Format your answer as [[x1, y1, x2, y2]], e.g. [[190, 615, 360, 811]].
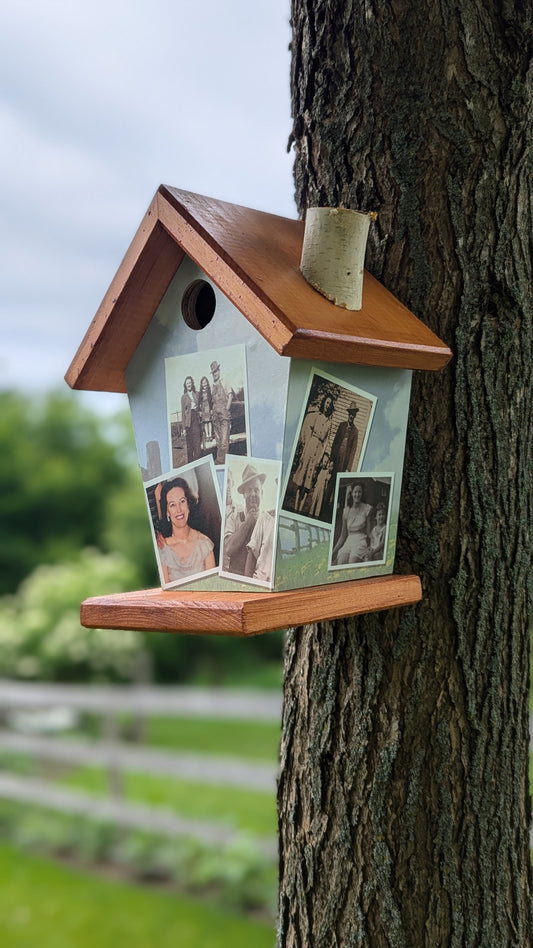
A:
[[0, 843, 275, 947], [0, 389, 283, 945]]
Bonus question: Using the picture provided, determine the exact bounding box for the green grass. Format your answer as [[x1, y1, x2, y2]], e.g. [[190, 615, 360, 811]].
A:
[[74, 714, 281, 762], [0, 714, 279, 921], [60, 766, 277, 837], [0, 842, 275, 947], [143, 715, 280, 760], [223, 664, 283, 690]]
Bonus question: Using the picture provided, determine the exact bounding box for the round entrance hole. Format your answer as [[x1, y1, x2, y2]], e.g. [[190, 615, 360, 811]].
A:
[[181, 280, 216, 330]]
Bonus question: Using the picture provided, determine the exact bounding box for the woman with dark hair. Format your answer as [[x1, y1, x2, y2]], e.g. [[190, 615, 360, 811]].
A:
[[332, 482, 373, 565], [181, 376, 201, 462], [292, 393, 335, 512], [197, 375, 213, 451], [156, 477, 215, 584]]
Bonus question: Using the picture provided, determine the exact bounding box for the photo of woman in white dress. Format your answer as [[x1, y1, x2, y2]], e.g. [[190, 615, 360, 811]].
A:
[[332, 483, 373, 564], [330, 475, 393, 568]]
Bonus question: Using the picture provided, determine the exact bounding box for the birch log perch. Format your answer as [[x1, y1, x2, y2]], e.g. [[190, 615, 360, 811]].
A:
[[300, 206, 377, 310]]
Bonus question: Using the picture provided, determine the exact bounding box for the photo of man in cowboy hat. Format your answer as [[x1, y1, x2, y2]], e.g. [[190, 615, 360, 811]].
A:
[[222, 458, 280, 585]]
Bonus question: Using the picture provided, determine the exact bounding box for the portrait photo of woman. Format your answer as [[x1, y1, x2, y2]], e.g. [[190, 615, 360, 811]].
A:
[[146, 459, 222, 588], [331, 482, 373, 565]]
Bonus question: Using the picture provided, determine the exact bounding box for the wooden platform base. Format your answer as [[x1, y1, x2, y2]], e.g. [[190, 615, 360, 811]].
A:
[[80, 574, 422, 637]]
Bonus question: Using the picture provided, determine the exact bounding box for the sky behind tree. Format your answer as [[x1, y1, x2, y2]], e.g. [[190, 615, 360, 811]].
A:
[[0, 1, 293, 410]]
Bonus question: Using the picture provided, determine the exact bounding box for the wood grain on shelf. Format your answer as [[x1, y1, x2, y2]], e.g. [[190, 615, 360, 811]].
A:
[[80, 574, 422, 637]]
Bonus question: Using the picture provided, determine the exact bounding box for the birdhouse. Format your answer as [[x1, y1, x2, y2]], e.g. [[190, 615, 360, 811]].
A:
[[66, 185, 452, 635]]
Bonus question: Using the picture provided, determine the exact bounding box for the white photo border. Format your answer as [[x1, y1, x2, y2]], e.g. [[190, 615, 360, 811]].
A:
[[328, 472, 395, 571], [220, 455, 282, 589], [281, 367, 377, 527], [144, 456, 223, 590]]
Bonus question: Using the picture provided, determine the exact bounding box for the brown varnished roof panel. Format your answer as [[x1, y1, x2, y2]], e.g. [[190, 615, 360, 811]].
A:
[[161, 186, 451, 370], [65, 185, 452, 392]]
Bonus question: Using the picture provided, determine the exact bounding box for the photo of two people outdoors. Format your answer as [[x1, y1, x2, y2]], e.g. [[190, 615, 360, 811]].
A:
[[330, 474, 393, 569], [281, 369, 376, 524], [281, 369, 393, 570]]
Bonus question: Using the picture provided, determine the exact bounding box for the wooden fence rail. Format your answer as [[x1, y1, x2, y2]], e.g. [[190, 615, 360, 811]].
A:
[[0, 772, 277, 857], [0, 730, 277, 791], [0, 680, 280, 854], [0, 679, 282, 720]]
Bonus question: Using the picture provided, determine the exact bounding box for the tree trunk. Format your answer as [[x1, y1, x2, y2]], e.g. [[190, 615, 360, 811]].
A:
[[277, 2, 533, 945]]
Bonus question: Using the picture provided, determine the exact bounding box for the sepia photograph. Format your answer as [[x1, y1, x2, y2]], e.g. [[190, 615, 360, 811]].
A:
[[329, 474, 393, 569], [221, 456, 281, 588], [165, 344, 249, 470], [145, 457, 222, 589], [281, 368, 376, 524]]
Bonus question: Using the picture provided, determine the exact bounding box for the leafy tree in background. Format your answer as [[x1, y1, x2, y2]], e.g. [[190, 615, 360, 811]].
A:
[[0, 548, 143, 682], [277, 2, 532, 945], [0, 390, 156, 595]]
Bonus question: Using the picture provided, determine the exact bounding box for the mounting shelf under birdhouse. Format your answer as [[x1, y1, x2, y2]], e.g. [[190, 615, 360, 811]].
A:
[[66, 185, 452, 636]]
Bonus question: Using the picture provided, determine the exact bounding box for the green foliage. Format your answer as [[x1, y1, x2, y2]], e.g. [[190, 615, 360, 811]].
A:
[[101, 464, 159, 589], [9, 806, 78, 856], [0, 389, 155, 595], [0, 840, 275, 945], [0, 804, 277, 923], [108, 830, 276, 913], [146, 626, 284, 686], [0, 548, 144, 681], [183, 833, 276, 913]]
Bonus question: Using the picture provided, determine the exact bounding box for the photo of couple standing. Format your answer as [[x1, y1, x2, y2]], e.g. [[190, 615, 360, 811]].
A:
[[166, 345, 248, 469], [282, 370, 376, 524], [180, 361, 233, 465]]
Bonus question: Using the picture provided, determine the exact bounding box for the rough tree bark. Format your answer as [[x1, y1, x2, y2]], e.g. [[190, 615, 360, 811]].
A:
[[277, 2, 532, 946]]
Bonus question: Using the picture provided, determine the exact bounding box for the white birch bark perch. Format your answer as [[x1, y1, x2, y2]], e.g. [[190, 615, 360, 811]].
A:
[[300, 206, 377, 311]]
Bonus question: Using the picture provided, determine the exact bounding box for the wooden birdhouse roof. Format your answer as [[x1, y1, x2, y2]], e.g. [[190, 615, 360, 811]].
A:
[[65, 185, 452, 394]]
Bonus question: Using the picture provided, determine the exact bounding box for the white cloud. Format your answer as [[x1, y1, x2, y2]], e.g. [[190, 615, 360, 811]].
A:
[[0, 0, 294, 395], [383, 382, 409, 432]]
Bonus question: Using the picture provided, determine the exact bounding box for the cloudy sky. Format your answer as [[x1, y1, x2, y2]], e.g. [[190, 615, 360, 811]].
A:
[[0, 0, 294, 411]]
